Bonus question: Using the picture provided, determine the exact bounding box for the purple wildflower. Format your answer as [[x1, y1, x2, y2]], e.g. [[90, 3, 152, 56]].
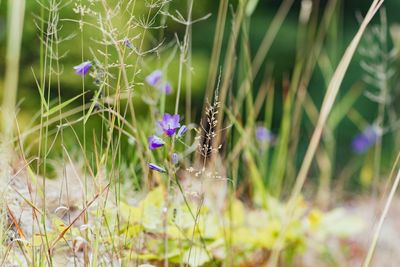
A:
[[145, 70, 163, 86], [158, 82, 172, 95], [172, 153, 179, 165], [148, 135, 165, 150], [158, 113, 181, 137], [123, 37, 133, 49], [73, 61, 92, 76], [148, 163, 166, 173], [352, 125, 380, 154], [176, 125, 187, 138], [255, 126, 274, 143]]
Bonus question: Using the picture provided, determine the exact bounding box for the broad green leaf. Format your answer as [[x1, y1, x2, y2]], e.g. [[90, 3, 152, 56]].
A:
[[141, 187, 165, 208], [142, 204, 163, 231], [119, 201, 141, 224]]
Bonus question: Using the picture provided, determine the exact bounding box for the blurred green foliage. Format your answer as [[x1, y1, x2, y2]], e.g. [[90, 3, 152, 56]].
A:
[[0, 0, 400, 184]]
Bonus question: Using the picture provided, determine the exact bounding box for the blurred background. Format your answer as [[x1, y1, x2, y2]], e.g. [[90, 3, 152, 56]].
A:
[[0, 0, 399, 193]]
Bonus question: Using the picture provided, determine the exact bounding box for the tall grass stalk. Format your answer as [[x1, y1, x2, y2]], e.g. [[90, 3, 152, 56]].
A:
[[289, 0, 338, 204], [210, 0, 294, 197], [372, 8, 389, 196], [0, 0, 25, 260], [363, 152, 400, 267], [1, 0, 25, 138], [203, 0, 229, 109], [38, 0, 59, 264], [289, 0, 383, 211], [268, 0, 384, 265], [211, 0, 246, 163]]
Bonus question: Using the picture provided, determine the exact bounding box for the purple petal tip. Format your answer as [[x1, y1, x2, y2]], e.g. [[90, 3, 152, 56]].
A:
[[73, 61, 92, 76], [148, 163, 166, 173], [146, 70, 163, 86]]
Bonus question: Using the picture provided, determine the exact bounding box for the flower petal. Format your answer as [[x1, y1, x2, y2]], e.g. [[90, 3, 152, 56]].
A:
[[159, 113, 181, 136], [123, 37, 133, 49], [177, 125, 187, 138], [145, 70, 163, 86], [148, 163, 166, 173], [351, 125, 379, 154], [158, 82, 172, 95], [148, 135, 165, 150], [73, 61, 92, 76], [255, 126, 274, 143], [172, 153, 179, 165]]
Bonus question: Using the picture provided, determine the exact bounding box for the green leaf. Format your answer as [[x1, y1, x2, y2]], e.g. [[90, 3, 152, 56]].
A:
[[328, 83, 363, 129], [43, 92, 86, 117], [31, 67, 49, 111], [84, 85, 104, 124], [246, 0, 259, 16]]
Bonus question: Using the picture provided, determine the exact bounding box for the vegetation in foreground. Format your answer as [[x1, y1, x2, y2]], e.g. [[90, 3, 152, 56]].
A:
[[0, 0, 399, 266]]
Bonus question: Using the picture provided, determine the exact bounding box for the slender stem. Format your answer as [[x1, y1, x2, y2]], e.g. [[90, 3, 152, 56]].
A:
[[0, 0, 25, 260], [268, 1, 384, 265], [363, 154, 400, 267], [2, 0, 25, 138]]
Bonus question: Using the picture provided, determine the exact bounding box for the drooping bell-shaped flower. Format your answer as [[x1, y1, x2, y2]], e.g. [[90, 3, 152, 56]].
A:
[[255, 126, 274, 143], [172, 153, 179, 165], [176, 125, 187, 138], [145, 70, 163, 86], [159, 82, 172, 95], [148, 163, 166, 173], [123, 37, 134, 49], [148, 135, 165, 150], [351, 125, 380, 154], [73, 61, 92, 76], [158, 113, 181, 137]]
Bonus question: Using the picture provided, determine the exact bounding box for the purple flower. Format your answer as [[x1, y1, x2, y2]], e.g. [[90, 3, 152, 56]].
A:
[[145, 70, 163, 86], [255, 126, 274, 143], [148, 163, 166, 173], [176, 125, 187, 138], [148, 135, 165, 150], [158, 113, 181, 137], [158, 82, 172, 95], [73, 61, 92, 76], [123, 37, 133, 49], [352, 125, 380, 154], [172, 153, 179, 165]]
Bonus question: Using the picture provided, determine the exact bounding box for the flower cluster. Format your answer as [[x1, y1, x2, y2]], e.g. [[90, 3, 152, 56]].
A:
[[145, 70, 172, 95], [148, 113, 187, 173]]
